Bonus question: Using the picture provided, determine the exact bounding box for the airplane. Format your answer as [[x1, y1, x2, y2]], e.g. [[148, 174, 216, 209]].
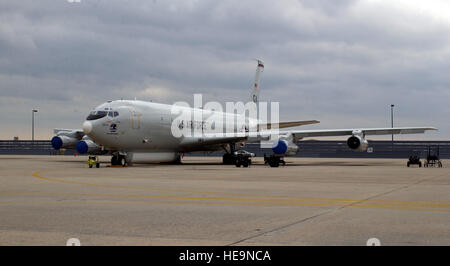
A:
[[51, 60, 437, 167]]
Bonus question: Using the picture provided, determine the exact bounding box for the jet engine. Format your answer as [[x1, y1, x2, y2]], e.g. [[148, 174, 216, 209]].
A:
[[347, 135, 369, 152], [271, 139, 299, 156], [51, 135, 78, 150], [76, 137, 102, 154]]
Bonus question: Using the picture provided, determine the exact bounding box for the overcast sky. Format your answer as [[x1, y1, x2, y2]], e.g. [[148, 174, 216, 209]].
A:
[[0, 0, 448, 140]]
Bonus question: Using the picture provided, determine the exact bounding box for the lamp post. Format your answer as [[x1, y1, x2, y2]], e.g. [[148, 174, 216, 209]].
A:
[[390, 104, 394, 141], [390, 104, 394, 153], [32, 109, 38, 142]]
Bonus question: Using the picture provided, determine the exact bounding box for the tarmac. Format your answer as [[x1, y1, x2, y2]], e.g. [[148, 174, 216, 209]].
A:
[[0, 155, 449, 246]]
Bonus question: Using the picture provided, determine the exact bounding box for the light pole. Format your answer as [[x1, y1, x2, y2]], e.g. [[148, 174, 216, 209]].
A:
[[390, 104, 394, 141], [390, 104, 394, 153], [32, 109, 38, 142]]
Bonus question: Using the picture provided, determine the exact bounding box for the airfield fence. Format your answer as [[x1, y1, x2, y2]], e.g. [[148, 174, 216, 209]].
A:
[[1, 140, 449, 159], [201, 140, 450, 159], [0, 140, 68, 155]]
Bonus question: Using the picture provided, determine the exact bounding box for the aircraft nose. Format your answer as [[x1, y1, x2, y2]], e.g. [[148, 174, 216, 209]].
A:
[[82, 121, 93, 134]]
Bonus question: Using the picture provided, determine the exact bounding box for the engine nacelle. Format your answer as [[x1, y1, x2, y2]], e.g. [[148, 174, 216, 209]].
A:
[[76, 138, 101, 154], [51, 135, 78, 150], [347, 135, 369, 152], [272, 139, 299, 156]]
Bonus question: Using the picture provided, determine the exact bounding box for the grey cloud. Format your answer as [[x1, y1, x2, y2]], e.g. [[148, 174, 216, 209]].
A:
[[0, 0, 448, 139]]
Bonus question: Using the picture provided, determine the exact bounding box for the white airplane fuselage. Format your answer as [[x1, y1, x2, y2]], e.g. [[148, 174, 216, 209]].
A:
[[83, 100, 256, 159]]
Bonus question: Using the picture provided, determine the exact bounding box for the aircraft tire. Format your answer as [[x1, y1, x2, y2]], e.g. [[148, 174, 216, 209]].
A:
[[119, 156, 126, 167], [111, 155, 125, 166], [269, 159, 280, 168], [223, 154, 236, 165]]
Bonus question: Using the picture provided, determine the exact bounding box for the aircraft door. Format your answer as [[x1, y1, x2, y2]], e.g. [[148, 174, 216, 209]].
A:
[[130, 108, 141, 130]]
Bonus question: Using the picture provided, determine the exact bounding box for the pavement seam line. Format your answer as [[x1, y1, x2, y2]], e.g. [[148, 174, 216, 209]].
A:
[[227, 172, 448, 245]]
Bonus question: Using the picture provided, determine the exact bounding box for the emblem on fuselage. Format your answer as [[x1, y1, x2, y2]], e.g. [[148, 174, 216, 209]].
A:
[[109, 123, 118, 133]]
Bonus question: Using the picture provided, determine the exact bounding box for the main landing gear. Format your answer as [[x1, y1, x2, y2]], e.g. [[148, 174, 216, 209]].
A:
[[223, 152, 254, 167], [235, 155, 251, 168], [222, 153, 236, 165], [222, 143, 237, 165], [264, 154, 286, 168]]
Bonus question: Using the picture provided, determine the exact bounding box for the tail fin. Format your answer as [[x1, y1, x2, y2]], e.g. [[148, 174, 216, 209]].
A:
[[251, 59, 264, 104]]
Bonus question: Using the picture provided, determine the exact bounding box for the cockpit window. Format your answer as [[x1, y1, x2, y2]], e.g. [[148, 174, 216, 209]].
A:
[[108, 111, 114, 117], [114, 111, 119, 117], [86, 111, 107, 120]]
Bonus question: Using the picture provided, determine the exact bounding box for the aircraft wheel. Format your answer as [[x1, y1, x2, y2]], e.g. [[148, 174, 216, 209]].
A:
[[111, 155, 126, 166], [223, 153, 236, 165], [269, 160, 280, 168], [119, 156, 126, 167], [223, 154, 230, 164]]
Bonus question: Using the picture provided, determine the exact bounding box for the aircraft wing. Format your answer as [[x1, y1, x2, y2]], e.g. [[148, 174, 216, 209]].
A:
[[181, 127, 436, 149], [180, 134, 247, 149], [262, 120, 320, 130], [275, 127, 438, 140]]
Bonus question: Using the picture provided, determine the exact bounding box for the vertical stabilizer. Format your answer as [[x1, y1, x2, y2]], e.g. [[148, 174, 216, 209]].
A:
[[251, 59, 264, 104]]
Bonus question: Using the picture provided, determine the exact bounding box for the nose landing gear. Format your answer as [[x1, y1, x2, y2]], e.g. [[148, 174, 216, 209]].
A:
[[111, 154, 127, 167]]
